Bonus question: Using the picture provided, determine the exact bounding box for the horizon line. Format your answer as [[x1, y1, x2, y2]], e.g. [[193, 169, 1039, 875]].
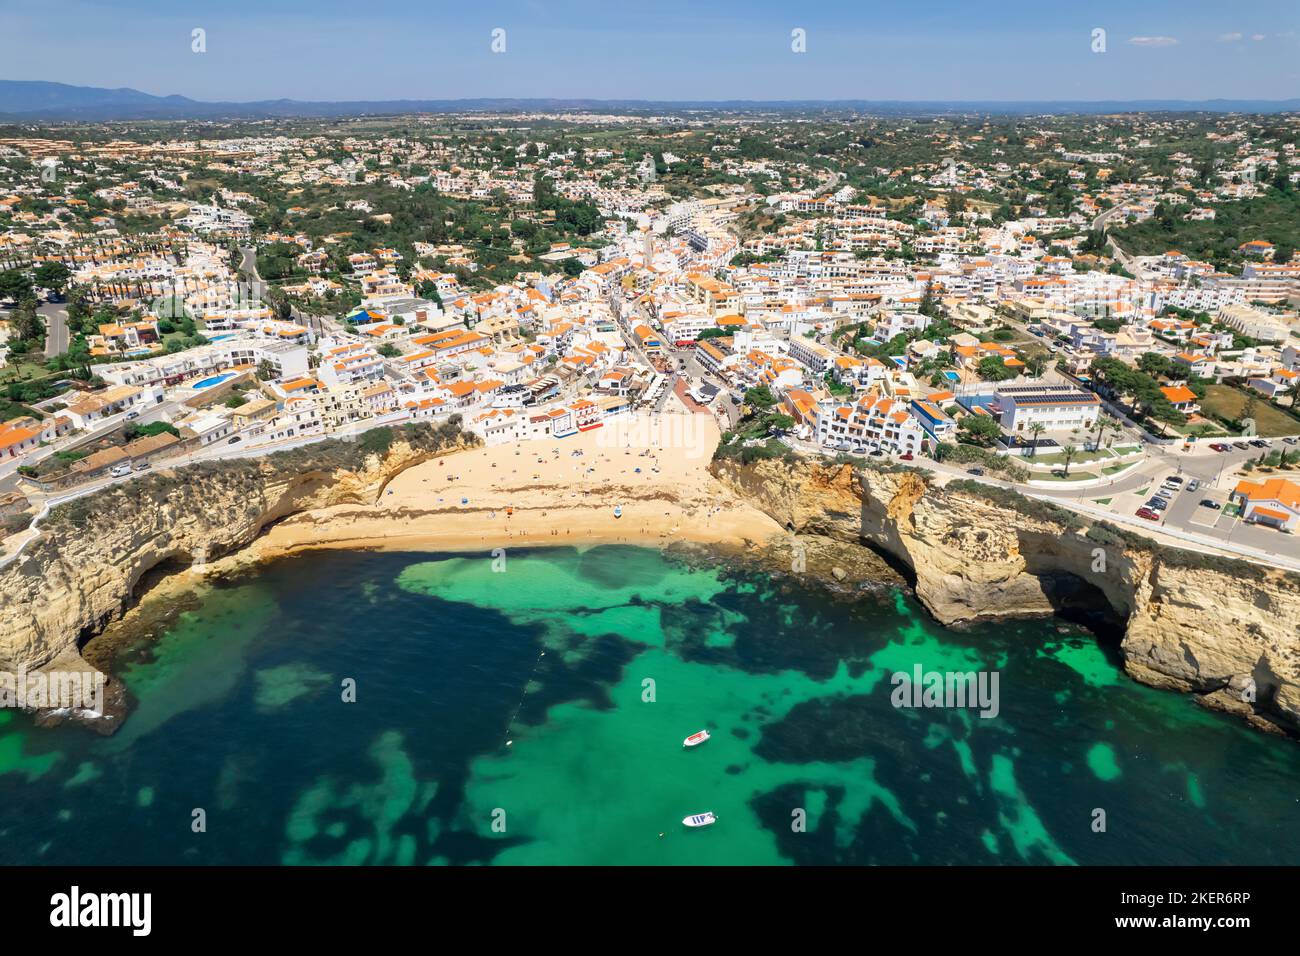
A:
[[4, 80, 1300, 108]]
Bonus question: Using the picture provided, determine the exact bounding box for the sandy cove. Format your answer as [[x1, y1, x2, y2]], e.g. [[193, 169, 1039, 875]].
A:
[[233, 405, 783, 564]]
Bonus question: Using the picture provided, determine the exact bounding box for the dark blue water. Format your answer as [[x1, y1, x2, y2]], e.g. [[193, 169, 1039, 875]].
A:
[[1, 546, 1297, 865]]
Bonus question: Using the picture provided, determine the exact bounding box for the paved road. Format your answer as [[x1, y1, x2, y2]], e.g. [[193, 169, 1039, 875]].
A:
[[1, 397, 184, 490], [812, 170, 845, 197], [238, 245, 259, 281], [40, 302, 69, 356], [1090, 202, 1149, 278], [1025, 440, 1300, 561]]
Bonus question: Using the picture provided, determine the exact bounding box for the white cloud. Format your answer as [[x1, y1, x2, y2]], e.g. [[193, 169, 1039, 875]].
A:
[[1250, 34, 1267, 41], [1219, 32, 1243, 42], [1126, 36, 1179, 48]]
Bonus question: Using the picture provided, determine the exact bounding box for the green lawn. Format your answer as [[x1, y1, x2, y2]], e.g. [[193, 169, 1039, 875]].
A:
[[1036, 470, 1100, 483], [1200, 384, 1300, 438], [1031, 447, 1115, 466]]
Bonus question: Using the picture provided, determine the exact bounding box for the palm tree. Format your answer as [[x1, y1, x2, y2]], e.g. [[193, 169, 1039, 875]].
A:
[[1091, 414, 1109, 452], [1028, 422, 1046, 457], [1061, 443, 1079, 477]]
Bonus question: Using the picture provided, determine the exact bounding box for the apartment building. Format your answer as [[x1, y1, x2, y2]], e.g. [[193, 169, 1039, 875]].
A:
[[813, 391, 926, 456], [1217, 304, 1291, 342], [787, 337, 838, 375]]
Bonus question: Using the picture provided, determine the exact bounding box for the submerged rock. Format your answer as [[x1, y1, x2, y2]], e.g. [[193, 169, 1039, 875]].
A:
[[712, 455, 1300, 738]]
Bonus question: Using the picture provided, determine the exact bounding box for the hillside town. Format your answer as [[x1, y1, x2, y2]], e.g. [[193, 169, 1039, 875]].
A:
[[3, 110, 1300, 566]]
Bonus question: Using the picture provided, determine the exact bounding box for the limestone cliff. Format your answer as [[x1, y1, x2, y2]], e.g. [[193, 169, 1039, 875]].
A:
[[0, 420, 475, 675], [713, 456, 1300, 737]]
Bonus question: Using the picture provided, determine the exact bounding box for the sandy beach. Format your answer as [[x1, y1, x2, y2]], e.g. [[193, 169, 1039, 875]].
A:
[[243, 402, 783, 562]]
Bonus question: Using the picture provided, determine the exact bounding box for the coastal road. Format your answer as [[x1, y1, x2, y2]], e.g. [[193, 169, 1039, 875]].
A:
[[1026, 441, 1300, 562], [1, 396, 183, 491], [915, 441, 1300, 567]]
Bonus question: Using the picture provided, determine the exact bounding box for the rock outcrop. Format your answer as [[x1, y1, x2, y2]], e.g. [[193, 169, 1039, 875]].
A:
[[0, 420, 474, 675], [713, 456, 1300, 736]]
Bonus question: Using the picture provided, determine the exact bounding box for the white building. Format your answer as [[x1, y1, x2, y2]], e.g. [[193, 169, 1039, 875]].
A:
[[993, 383, 1102, 434], [813, 392, 926, 456]]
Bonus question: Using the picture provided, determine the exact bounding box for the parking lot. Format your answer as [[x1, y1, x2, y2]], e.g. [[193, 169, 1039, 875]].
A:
[[1120, 438, 1300, 562]]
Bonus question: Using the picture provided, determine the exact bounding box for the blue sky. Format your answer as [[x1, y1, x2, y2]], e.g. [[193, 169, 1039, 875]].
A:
[[2, 0, 1298, 102]]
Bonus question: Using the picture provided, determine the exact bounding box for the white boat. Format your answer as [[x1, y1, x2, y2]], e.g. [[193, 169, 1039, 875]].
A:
[[613, 506, 623, 518], [682, 812, 717, 828], [683, 730, 711, 748]]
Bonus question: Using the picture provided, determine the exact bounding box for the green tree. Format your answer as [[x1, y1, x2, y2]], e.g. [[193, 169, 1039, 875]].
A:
[[0, 269, 34, 303], [1060, 443, 1078, 477], [33, 262, 72, 296], [976, 356, 1018, 382], [743, 385, 776, 410], [1027, 421, 1046, 456], [958, 414, 1002, 446]]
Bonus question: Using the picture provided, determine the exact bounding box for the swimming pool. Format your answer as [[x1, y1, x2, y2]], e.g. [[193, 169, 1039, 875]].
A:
[[191, 372, 236, 390], [943, 371, 961, 382]]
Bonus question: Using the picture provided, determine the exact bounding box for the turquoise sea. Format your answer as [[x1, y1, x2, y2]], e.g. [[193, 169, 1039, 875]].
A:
[[1, 546, 1297, 865]]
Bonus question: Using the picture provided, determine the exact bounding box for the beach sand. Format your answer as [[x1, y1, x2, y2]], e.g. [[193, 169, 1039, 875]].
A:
[[244, 402, 783, 562]]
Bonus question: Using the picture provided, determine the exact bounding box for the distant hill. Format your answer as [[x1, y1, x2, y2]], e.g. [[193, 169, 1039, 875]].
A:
[[3, 80, 1300, 121]]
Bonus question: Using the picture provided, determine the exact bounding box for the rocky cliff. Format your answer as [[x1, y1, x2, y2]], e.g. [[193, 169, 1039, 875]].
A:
[[0, 420, 475, 677], [713, 456, 1300, 737]]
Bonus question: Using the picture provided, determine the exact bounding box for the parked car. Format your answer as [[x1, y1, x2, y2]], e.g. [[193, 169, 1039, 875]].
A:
[[1200, 499, 1221, 510], [900, 453, 914, 461], [109, 465, 131, 478], [1166, 475, 1183, 484], [1187, 479, 1200, 492], [1146, 499, 1167, 511], [134, 461, 151, 472], [1249, 439, 1269, 448], [227, 435, 242, 444], [1284, 437, 1298, 446], [1233, 441, 1250, 450], [1210, 443, 1230, 452], [967, 467, 985, 476], [125, 411, 140, 421], [1136, 508, 1161, 521]]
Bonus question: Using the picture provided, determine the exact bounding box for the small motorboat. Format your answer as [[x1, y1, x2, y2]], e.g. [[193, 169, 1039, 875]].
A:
[[683, 730, 711, 748], [683, 812, 717, 828], [613, 506, 623, 518]]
